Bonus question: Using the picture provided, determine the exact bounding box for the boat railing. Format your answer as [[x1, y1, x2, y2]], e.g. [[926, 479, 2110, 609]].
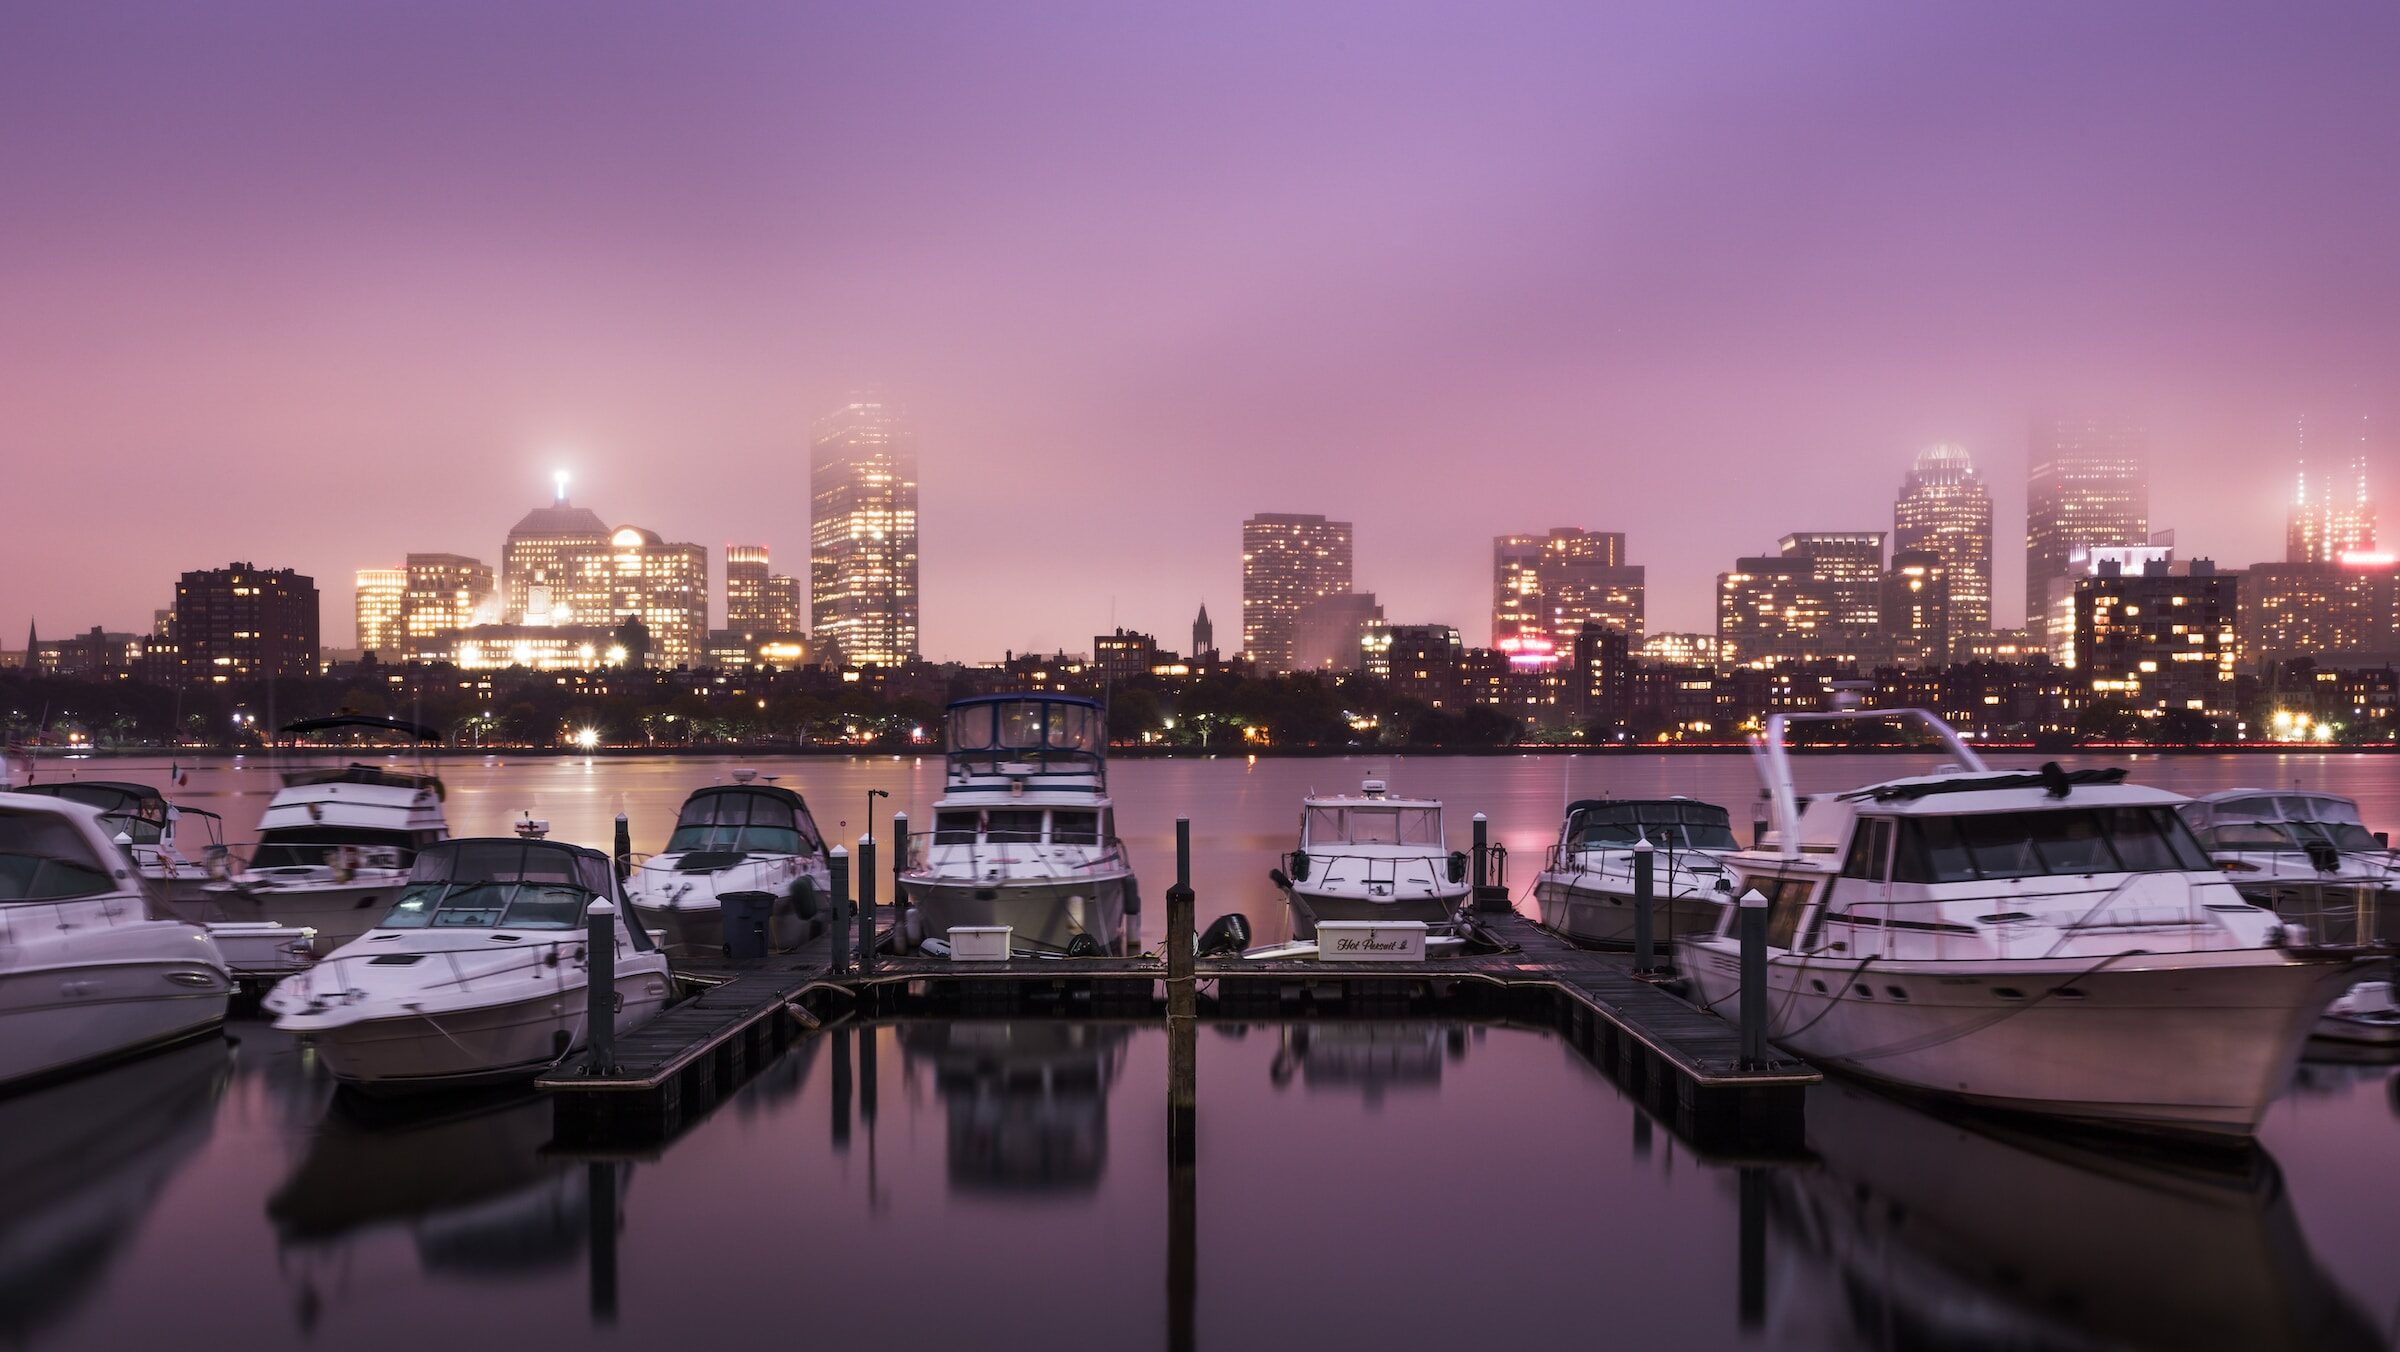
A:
[[1284, 848, 1466, 892], [1545, 839, 1730, 883]]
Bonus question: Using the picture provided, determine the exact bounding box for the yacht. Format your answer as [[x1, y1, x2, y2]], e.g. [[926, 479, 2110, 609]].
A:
[[2179, 789, 2399, 947], [902, 694, 1135, 956], [207, 721, 450, 953], [262, 835, 672, 1093], [0, 795, 234, 1090], [7, 780, 227, 907], [1531, 797, 1739, 949], [624, 773, 833, 959], [1679, 709, 2361, 1137], [1270, 780, 1469, 940]]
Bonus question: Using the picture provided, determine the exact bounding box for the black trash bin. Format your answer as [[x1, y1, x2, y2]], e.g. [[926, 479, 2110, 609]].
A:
[[719, 890, 775, 961]]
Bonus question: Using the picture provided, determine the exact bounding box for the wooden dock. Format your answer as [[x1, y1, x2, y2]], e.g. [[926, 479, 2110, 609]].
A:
[[540, 907, 1818, 1150]]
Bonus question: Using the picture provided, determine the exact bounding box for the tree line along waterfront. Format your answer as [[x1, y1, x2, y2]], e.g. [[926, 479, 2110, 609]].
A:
[[5, 648, 2395, 753]]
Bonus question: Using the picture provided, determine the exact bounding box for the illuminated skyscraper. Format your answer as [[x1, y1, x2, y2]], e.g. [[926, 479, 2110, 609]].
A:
[[810, 399, 920, 666], [1716, 532, 1885, 668], [402, 553, 493, 659], [2027, 417, 2149, 643], [1241, 513, 1352, 671], [1490, 529, 1644, 665], [1893, 443, 1992, 653], [2286, 417, 2376, 564], [503, 474, 610, 624], [1881, 549, 1951, 669], [726, 545, 771, 629], [555, 527, 709, 668], [353, 568, 405, 656]]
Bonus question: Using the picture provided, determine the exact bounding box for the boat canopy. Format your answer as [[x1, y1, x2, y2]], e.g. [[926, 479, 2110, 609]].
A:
[[945, 695, 1105, 772], [382, 838, 633, 935], [1302, 802, 1444, 848], [1565, 799, 1737, 851], [281, 714, 444, 743], [667, 784, 823, 855], [2178, 792, 2381, 853]]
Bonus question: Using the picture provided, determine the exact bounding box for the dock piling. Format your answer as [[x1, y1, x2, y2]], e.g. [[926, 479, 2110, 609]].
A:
[[1471, 813, 1488, 891], [1738, 888, 1768, 1068], [828, 846, 851, 977], [585, 896, 617, 1076], [1633, 838, 1658, 973], [612, 812, 632, 884], [857, 832, 877, 977], [1166, 817, 1196, 1159], [890, 812, 912, 951]]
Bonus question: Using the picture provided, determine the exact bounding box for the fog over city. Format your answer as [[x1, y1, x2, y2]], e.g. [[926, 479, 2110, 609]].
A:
[[4, 1, 2396, 656]]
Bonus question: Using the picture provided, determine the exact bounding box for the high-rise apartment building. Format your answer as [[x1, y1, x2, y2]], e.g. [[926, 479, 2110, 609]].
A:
[[1881, 549, 1951, 669], [1292, 592, 1384, 672], [2076, 557, 2237, 719], [554, 527, 709, 668], [1717, 533, 1886, 668], [2027, 417, 2149, 643], [503, 476, 610, 624], [1241, 513, 1353, 672], [1491, 529, 1645, 665], [726, 545, 771, 630], [1893, 444, 1992, 653], [354, 568, 406, 655], [2286, 420, 2376, 564], [402, 553, 494, 659], [810, 399, 920, 666], [172, 563, 320, 683]]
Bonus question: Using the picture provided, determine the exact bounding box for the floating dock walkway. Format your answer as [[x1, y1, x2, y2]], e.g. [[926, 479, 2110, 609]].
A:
[[539, 902, 1818, 1152]]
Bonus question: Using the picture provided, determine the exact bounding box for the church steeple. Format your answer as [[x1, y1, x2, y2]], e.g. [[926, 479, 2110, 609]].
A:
[[1191, 602, 1214, 661], [22, 618, 33, 670]]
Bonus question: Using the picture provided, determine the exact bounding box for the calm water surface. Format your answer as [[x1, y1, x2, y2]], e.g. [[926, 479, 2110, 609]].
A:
[[7, 752, 2399, 1351]]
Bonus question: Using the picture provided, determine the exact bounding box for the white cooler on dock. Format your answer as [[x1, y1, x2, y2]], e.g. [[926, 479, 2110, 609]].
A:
[[1314, 921, 1427, 961], [947, 926, 1013, 961]]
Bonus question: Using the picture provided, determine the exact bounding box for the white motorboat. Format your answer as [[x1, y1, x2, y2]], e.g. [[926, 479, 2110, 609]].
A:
[[902, 695, 1136, 956], [1531, 797, 1739, 949], [625, 773, 833, 959], [207, 733, 450, 954], [1269, 780, 1469, 940], [2179, 789, 2399, 947], [6, 779, 228, 908], [262, 836, 672, 1093], [1680, 709, 2361, 1138], [0, 796, 233, 1091]]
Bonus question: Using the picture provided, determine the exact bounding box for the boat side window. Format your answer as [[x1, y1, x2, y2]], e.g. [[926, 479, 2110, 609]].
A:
[[1049, 811, 1100, 845], [986, 810, 1045, 844], [1681, 805, 1739, 850], [1303, 806, 1347, 846], [1046, 704, 1102, 753], [0, 812, 116, 901], [1764, 876, 1814, 949], [2095, 807, 2211, 871], [1892, 817, 1975, 884], [2205, 821, 2293, 850], [933, 811, 979, 845], [1840, 819, 1893, 880]]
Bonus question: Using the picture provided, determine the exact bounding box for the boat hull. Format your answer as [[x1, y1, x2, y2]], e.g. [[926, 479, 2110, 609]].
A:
[[289, 968, 672, 1093], [203, 876, 406, 953], [1283, 886, 1464, 940], [906, 875, 1130, 953], [0, 962, 231, 1092], [1684, 944, 2358, 1136], [1531, 874, 1728, 950]]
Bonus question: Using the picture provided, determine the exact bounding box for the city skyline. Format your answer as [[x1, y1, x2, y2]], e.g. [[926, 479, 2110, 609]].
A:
[[3, 4, 2396, 659]]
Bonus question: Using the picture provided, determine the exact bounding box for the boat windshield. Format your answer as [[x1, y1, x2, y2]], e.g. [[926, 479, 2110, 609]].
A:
[[380, 840, 613, 930], [0, 810, 117, 901], [249, 826, 429, 869], [9, 784, 171, 844], [1888, 807, 2213, 883], [1571, 801, 1737, 851], [946, 699, 1104, 772], [666, 789, 818, 855], [1303, 805, 1443, 848], [2180, 794, 2382, 853]]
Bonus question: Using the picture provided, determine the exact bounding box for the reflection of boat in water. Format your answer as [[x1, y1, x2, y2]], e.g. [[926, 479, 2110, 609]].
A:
[[1768, 1080, 2381, 1352], [267, 1089, 609, 1280], [898, 1022, 1129, 1192], [0, 1037, 228, 1343], [1266, 1021, 1465, 1104]]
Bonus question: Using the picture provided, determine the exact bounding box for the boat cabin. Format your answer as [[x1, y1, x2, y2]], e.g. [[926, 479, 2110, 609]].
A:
[[380, 838, 645, 942], [665, 784, 825, 858], [1300, 796, 1445, 851], [2179, 791, 2385, 856], [1562, 799, 1737, 853], [931, 805, 1112, 847], [944, 695, 1106, 784]]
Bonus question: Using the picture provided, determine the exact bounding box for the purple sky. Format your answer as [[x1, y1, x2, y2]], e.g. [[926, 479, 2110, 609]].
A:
[[4, 1, 2396, 658]]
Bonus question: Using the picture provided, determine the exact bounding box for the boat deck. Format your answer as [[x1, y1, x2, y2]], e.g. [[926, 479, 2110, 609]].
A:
[[539, 905, 1817, 1149]]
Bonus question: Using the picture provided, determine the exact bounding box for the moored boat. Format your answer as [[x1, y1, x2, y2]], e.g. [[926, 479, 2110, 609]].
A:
[[262, 835, 672, 1093], [2179, 788, 2400, 946], [902, 694, 1135, 956], [1680, 709, 2361, 1138], [6, 779, 228, 908], [625, 773, 833, 959], [1531, 797, 1738, 949], [1269, 779, 1469, 941]]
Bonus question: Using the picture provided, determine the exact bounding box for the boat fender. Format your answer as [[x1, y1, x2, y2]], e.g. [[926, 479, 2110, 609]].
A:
[[1268, 868, 1291, 891], [789, 875, 821, 920], [1066, 933, 1101, 958], [1289, 851, 1310, 882], [1198, 913, 1251, 956], [1447, 851, 1467, 885]]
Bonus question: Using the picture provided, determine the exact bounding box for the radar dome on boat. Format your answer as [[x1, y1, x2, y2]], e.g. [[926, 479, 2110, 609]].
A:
[[1360, 779, 1388, 797]]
